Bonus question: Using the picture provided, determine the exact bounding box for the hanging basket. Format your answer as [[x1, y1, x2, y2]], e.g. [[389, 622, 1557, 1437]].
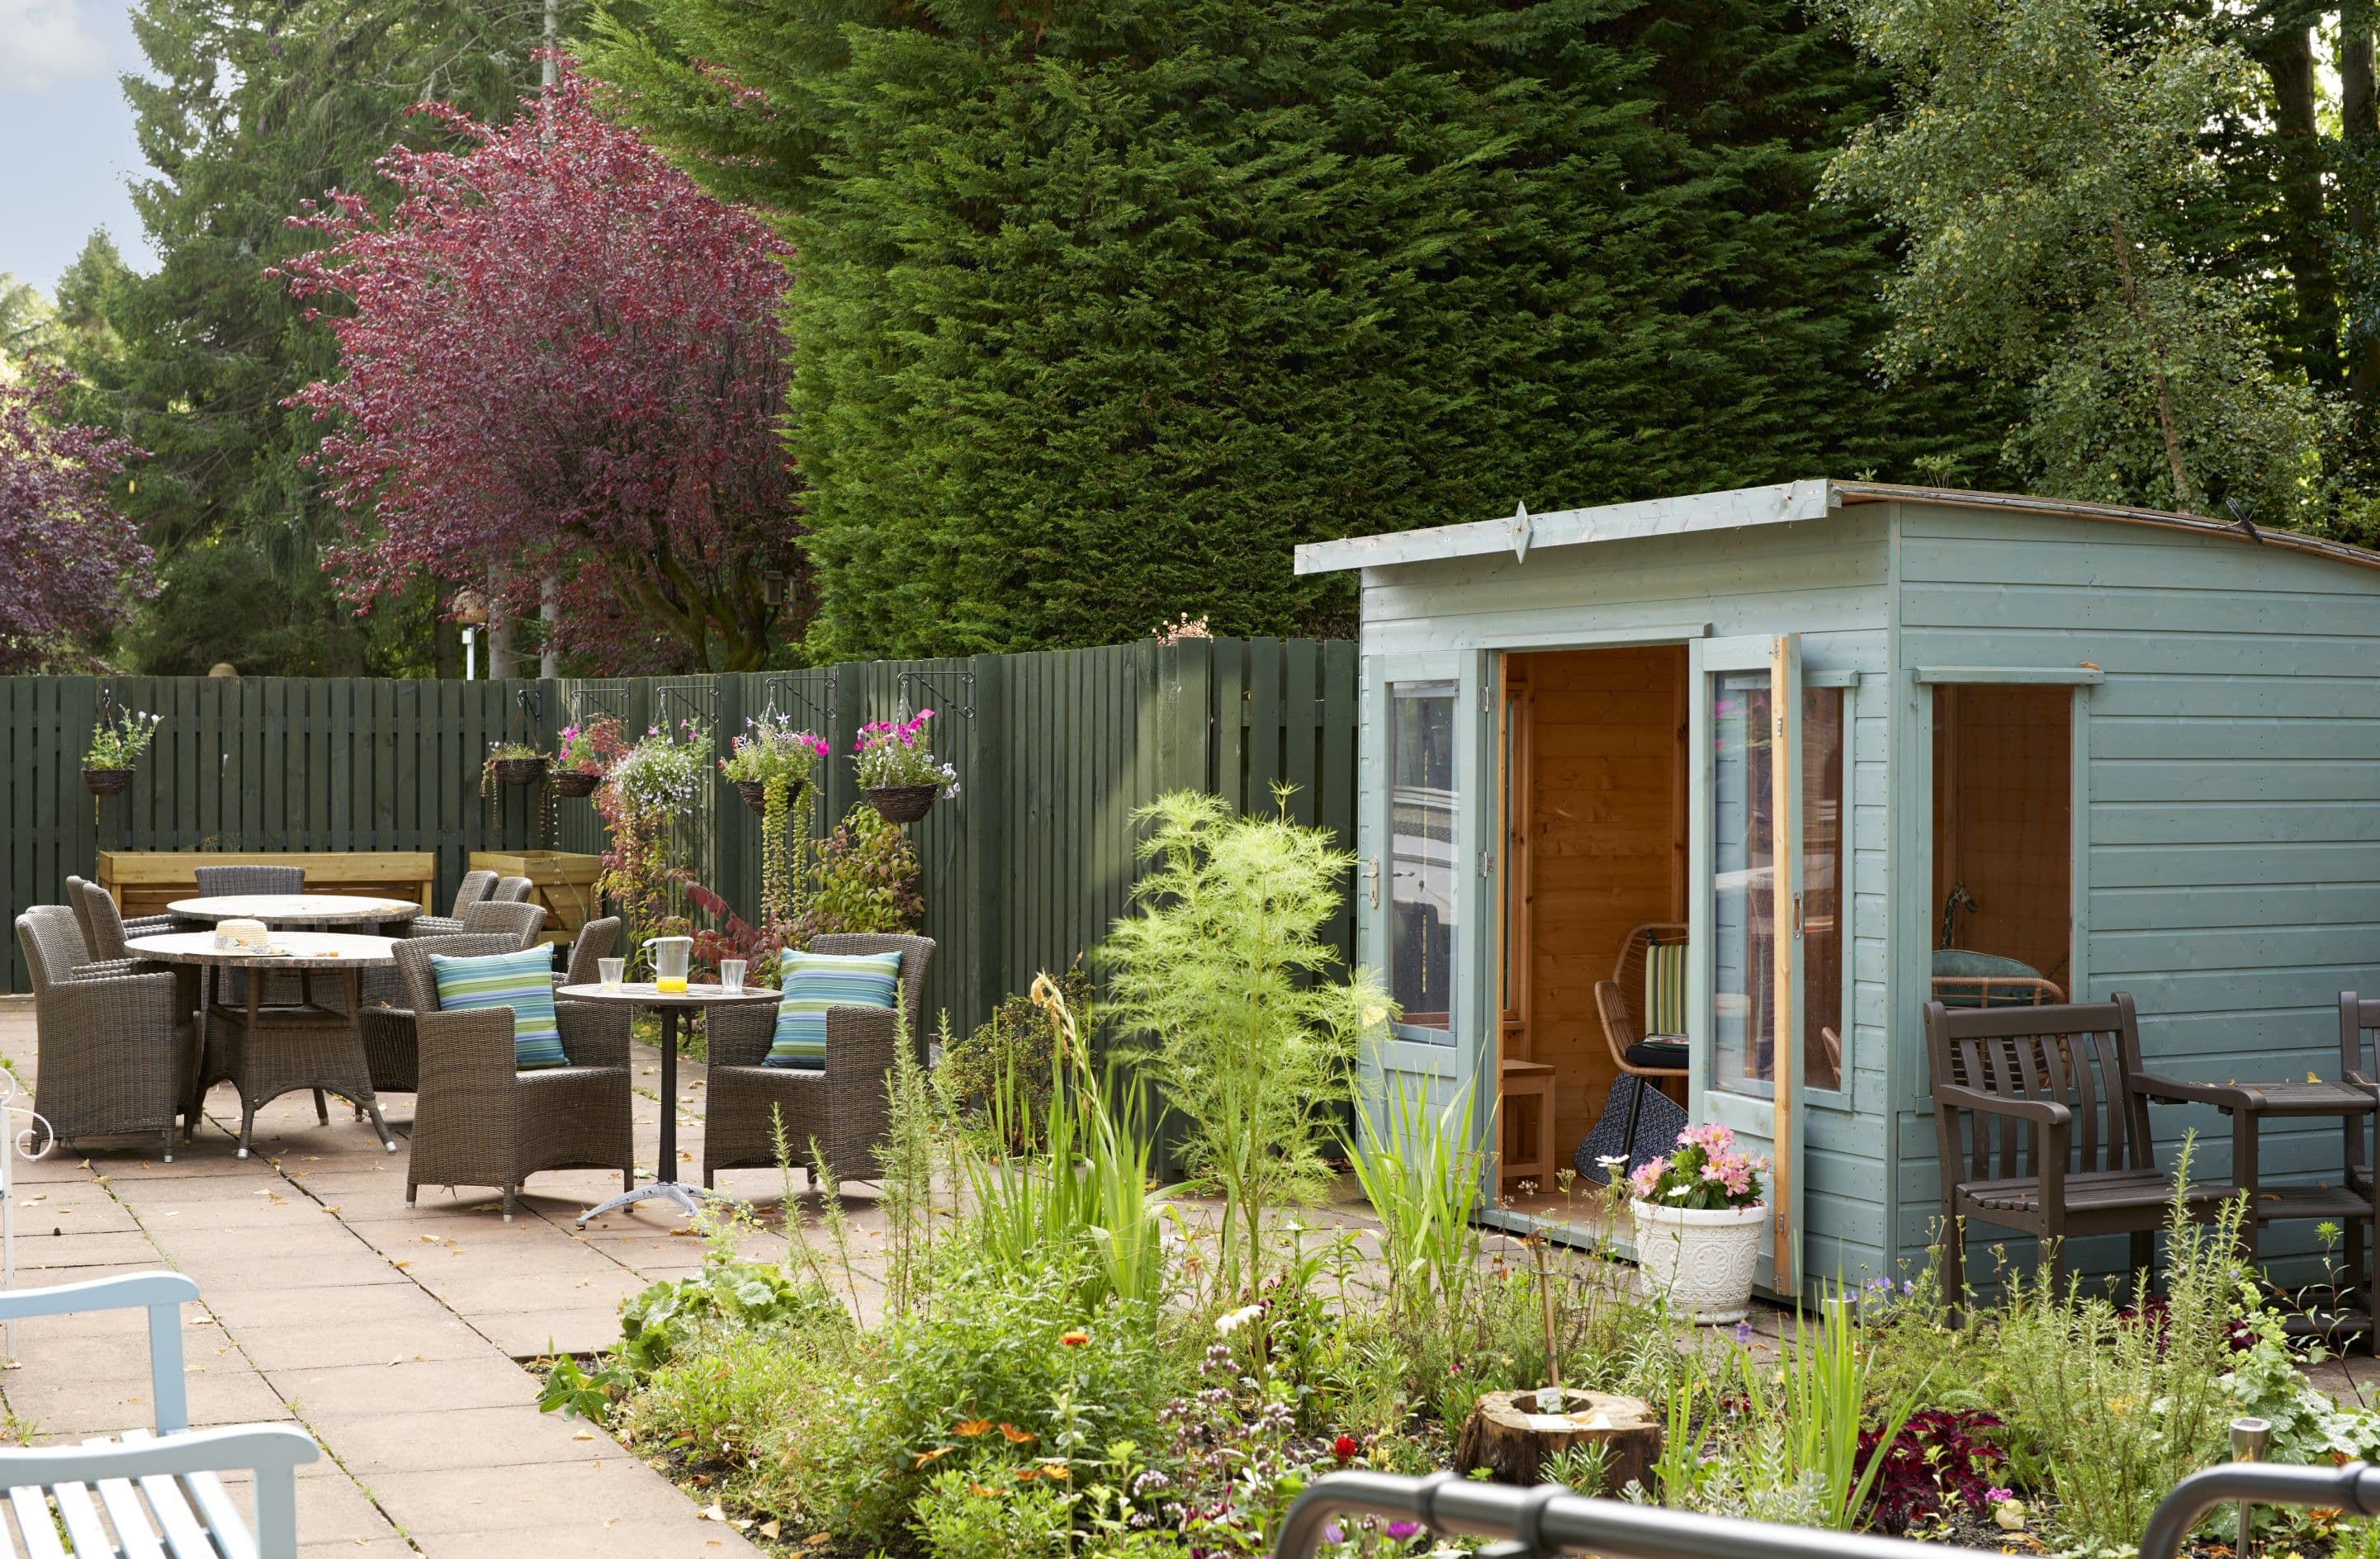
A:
[[494, 757, 549, 787], [863, 783, 939, 824], [551, 768, 600, 798], [736, 780, 811, 817], [83, 768, 134, 796]]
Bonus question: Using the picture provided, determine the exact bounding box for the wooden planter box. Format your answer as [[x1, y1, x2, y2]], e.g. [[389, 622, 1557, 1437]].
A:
[[468, 850, 603, 946], [97, 851, 438, 921]]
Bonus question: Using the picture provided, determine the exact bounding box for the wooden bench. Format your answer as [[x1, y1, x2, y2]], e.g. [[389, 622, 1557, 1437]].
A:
[[0, 1272, 316, 1557], [97, 852, 437, 923]]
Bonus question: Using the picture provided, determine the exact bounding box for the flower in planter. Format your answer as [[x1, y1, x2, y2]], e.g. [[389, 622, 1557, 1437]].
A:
[[719, 711, 829, 791], [85, 708, 163, 769], [556, 716, 628, 773], [853, 709, 960, 798], [1628, 1122, 1767, 1209]]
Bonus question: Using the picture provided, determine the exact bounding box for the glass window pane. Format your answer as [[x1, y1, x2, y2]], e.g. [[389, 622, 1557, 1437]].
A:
[[1711, 670, 1774, 1092], [1390, 681, 1457, 1033], [1803, 687, 1846, 1092]]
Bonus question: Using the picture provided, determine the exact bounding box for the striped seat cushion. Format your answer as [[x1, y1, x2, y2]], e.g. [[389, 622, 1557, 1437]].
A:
[[428, 947, 567, 1070], [1644, 941, 1688, 1040], [767, 949, 904, 1070]]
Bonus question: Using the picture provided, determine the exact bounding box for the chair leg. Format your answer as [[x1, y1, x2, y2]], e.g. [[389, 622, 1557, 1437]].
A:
[[405, 1183, 418, 1206], [1940, 1213, 1965, 1327], [312, 1089, 329, 1125], [2130, 1230, 2154, 1304], [501, 1186, 516, 1222], [624, 1169, 635, 1193], [160, 1127, 174, 1165], [2045, 1233, 2068, 1302]]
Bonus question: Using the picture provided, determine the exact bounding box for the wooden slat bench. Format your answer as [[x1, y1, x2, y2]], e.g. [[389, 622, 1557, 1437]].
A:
[[0, 1273, 316, 1558]]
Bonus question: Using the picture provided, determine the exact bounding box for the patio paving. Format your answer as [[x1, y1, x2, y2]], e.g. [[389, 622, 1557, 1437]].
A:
[[0, 994, 773, 1559]]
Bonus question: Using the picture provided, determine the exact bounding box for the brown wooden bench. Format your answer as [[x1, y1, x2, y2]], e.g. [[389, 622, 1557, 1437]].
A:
[[1926, 992, 2237, 1309]]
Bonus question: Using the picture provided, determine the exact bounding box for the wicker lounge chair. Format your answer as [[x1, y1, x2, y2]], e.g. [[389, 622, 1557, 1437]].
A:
[[458, 900, 547, 947], [357, 933, 526, 1100], [554, 916, 621, 994], [490, 876, 534, 904], [17, 907, 195, 1160], [409, 869, 498, 937], [700, 933, 933, 1189], [393, 940, 635, 1219], [0, 1272, 318, 1558], [191, 863, 305, 896], [64, 872, 178, 952]]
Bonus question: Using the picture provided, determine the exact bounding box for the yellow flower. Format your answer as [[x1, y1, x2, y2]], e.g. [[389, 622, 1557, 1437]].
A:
[[953, 1420, 993, 1438]]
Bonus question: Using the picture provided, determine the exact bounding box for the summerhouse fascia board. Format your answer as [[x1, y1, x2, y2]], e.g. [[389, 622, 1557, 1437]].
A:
[[1291, 480, 1834, 575]]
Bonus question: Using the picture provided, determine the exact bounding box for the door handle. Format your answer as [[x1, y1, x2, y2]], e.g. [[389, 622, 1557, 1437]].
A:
[[1362, 857, 1381, 909], [1791, 891, 1804, 939]]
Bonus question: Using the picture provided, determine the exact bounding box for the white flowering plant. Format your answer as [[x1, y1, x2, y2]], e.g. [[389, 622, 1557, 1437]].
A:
[[607, 720, 712, 815], [85, 709, 163, 769]]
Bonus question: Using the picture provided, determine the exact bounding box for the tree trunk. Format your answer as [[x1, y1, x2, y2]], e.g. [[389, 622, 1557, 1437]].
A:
[[2255, 24, 2343, 386], [2341, 2, 2380, 399], [2107, 216, 2197, 513], [1455, 1390, 1663, 1495]]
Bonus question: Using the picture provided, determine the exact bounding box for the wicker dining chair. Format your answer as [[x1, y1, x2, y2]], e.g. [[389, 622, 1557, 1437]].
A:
[[65, 874, 178, 954], [700, 934, 934, 1190], [192, 865, 305, 896], [457, 900, 547, 948], [408, 870, 498, 938], [554, 917, 621, 994], [356, 933, 524, 1100], [391, 941, 634, 1219], [17, 907, 195, 1160], [490, 877, 534, 905]]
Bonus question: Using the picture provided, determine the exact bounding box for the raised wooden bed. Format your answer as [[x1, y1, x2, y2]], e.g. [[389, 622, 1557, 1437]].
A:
[[468, 849, 603, 946], [97, 851, 437, 921]]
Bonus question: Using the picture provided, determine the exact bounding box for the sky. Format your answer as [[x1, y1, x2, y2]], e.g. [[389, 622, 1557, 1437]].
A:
[[0, 0, 156, 293]]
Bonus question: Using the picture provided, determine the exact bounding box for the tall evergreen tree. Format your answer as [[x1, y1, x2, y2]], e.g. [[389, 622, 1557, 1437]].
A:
[[74, 0, 569, 673], [584, 0, 2007, 660]]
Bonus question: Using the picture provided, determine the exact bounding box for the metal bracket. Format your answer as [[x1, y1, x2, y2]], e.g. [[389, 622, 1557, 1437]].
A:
[[759, 674, 837, 735], [893, 669, 975, 721], [513, 685, 543, 736], [657, 685, 716, 735], [567, 686, 627, 730]]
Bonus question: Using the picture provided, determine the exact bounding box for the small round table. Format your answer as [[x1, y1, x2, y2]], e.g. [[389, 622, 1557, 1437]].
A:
[[553, 982, 781, 1225], [167, 894, 423, 929], [126, 931, 404, 1158]]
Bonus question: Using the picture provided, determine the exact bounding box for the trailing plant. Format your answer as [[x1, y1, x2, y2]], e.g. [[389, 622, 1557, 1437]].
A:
[[852, 708, 959, 795], [722, 712, 828, 923], [83, 708, 163, 769], [1100, 787, 1391, 1295], [596, 719, 710, 943], [939, 961, 1094, 1153]]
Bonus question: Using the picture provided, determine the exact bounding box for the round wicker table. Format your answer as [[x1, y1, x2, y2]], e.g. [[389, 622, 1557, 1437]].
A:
[[166, 894, 423, 928], [126, 931, 403, 1159], [552, 982, 781, 1226]]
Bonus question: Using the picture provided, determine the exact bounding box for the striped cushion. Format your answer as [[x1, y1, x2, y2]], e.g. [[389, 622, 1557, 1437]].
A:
[[1644, 941, 1688, 1039], [767, 949, 903, 1070], [428, 947, 567, 1070]]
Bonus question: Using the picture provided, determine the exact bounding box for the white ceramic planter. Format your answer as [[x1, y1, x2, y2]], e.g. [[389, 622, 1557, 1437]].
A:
[[1630, 1198, 1766, 1324]]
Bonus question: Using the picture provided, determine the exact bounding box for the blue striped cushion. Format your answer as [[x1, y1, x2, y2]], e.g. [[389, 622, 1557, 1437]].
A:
[[428, 947, 567, 1071], [767, 949, 902, 1070]]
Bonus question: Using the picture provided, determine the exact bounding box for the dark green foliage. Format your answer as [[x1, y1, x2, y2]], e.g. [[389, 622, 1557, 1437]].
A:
[[939, 962, 1095, 1153], [584, 0, 2009, 660], [63, 0, 570, 673]]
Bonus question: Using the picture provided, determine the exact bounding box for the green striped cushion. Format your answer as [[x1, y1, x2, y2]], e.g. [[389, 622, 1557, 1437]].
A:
[[1644, 941, 1688, 1039], [428, 947, 567, 1071], [767, 949, 903, 1070]]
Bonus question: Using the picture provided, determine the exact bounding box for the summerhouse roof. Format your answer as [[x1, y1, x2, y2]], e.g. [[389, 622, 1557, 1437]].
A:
[[1289, 480, 2380, 578]]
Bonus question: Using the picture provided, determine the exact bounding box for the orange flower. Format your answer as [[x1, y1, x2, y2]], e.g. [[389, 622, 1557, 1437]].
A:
[[1039, 1462, 1072, 1481], [912, 1445, 955, 1469], [1058, 1330, 1091, 1347], [998, 1424, 1035, 1444], [1013, 1466, 1041, 1482], [968, 1484, 1002, 1500], [953, 1420, 993, 1439]]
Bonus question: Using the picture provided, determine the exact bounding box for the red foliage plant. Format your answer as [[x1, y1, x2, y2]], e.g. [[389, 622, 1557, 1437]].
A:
[[1853, 1408, 2009, 1535], [0, 366, 149, 671], [279, 64, 799, 673]]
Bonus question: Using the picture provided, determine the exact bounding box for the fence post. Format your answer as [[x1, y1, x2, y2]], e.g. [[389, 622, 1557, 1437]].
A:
[[964, 654, 1009, 1038]]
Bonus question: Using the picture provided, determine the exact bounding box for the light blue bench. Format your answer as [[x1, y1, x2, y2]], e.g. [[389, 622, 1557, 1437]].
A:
[[0, 1272, 316, 1557]]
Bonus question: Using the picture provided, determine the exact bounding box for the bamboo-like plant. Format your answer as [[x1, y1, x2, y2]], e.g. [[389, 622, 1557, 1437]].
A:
[[1100, 787, 1392, 1296], [1343, 1075, 1480, 1327]]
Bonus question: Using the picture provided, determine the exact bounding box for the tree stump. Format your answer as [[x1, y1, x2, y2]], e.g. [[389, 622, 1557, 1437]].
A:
[[1454, 1390, 1663, 1494]]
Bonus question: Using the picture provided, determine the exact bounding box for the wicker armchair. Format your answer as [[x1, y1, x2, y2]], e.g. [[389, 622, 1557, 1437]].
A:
[[392, 941, 634, 1219], [17, 907, 194, 1160], [555, 917, 621, 993], [458, 900, 547, 947], [356, 933, 523, 1098], [65, 874, 178, 953], [700, 934, 934, 1189], [192, 865, 305, 896], [490, 876, 533, 905], [408, 870, 498, 937]]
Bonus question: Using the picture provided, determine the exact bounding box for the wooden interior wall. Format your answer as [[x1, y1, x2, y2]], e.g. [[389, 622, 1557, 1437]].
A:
[[1930, 684, 2075, 990], [1512, 645, 1687, 1158]]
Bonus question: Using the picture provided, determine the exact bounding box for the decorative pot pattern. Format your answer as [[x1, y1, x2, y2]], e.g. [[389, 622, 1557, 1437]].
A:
[[1629, 1198, 1765, 1324]]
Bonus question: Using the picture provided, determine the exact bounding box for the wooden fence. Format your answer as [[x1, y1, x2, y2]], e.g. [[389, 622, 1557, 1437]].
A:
[[3, 640, 1359, 1042]]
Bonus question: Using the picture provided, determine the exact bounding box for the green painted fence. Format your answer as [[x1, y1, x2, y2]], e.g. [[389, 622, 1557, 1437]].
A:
[[3, 640, 1359, 1041]]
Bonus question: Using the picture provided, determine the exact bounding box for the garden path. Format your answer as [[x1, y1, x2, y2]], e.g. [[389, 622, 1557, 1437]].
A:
[[0, 994, 774, 1559]]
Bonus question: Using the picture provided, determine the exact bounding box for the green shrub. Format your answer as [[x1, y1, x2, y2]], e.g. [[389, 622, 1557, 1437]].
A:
[[1100, 789, 1390, 1295], [916, 1467, 1074, 1559], [939, 963, 1094, 1154], [785, 802, 925, 943]]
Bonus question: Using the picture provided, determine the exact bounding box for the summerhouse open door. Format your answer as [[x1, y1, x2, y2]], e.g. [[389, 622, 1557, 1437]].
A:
[[1688, 634, 1808, 1297], [1355, 650, 1496, 1197]]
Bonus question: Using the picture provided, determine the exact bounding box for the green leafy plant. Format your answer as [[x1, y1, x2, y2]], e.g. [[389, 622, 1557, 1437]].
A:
[[781, 802, 925, 943], [1100, 787, 1391, 1295], [1765, 1289, 1926, 1530], [940, 961, 1093, 1153], [1342, 1075, 1481, 1328], [84, 708, 162, 769]]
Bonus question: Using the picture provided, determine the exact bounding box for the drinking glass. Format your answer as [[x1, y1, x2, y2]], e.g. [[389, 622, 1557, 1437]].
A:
[[598, 957, 625, 991], [720, 959, 747, 994]]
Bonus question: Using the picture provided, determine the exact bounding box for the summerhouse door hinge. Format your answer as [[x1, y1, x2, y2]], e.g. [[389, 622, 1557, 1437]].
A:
[[1479, 681, 1493, 713], [1478, 850, 1493, 880]]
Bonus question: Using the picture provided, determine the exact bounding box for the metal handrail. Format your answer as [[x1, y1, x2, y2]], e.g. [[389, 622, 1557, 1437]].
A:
[[1274, 1472, 2002, 1559], [1275, 1463, 2380, 1559]]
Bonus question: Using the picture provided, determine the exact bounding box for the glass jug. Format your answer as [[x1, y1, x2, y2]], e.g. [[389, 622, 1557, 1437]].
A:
[[648, 935, 693, 994]]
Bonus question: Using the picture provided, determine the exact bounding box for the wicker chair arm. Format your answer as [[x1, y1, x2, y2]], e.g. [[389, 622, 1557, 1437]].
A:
[[121, 914, 182, 938], [823, 1004, 901, 1073], [707, 1004, 778, 1069], [71, 958, 144, 980], [409, 915, 468, 938], [414, 1006, 523, 1097], [41, 971, 181, 1034], [558, 999, 630, 1070]]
